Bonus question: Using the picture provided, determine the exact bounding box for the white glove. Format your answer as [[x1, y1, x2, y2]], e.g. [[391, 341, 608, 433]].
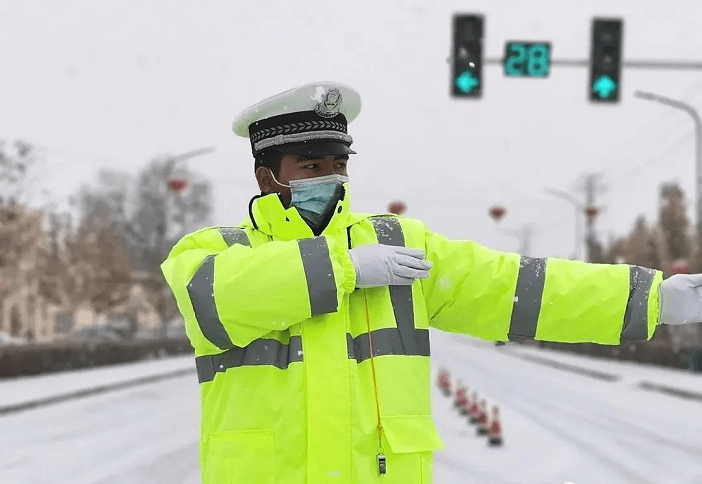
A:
[[348, 244, 433, 288], [659, 273, 702, 325]]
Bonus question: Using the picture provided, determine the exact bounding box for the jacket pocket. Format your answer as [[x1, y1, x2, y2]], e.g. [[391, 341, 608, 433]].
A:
[[381, 415, 444, 454], [204, 428, 275, 484], [379, 415, 444, 484]]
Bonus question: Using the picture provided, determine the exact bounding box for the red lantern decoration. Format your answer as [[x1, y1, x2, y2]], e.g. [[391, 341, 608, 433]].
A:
[[585, 205, 599, 219], [489, 206, 506, 222], [388, 201, 407, 215], [168, 178, 188, 192], [669, 260, 689, 275]]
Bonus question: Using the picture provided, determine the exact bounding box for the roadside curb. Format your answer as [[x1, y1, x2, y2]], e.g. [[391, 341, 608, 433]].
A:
[[510, 352, 621, 382], [638, 381, 702, 403], [0, 367, 196, 417], [500, 347, 702, 404]]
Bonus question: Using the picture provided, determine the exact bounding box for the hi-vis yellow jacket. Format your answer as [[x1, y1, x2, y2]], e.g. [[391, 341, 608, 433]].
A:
[[161, 186, 662, 484]]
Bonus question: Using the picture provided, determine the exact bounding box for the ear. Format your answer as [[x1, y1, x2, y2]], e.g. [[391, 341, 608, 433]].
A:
[[255, 166, 276, 194]]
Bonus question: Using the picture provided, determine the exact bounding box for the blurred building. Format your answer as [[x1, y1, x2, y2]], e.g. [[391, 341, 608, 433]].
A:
[[0, 203, 166, 342], [0, 203, 58, 342]]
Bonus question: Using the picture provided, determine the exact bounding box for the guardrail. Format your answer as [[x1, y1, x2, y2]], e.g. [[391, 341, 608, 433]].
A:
[[534, 341, 692, 370]]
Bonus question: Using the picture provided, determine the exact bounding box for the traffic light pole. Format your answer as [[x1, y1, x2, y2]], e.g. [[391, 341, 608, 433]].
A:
[[633, 91, 702, 256], [484, 58, 702, 70], [543, 187, 583, 260]]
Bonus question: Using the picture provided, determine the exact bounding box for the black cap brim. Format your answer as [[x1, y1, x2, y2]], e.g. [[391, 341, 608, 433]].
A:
[[269, 140, 356, 157]]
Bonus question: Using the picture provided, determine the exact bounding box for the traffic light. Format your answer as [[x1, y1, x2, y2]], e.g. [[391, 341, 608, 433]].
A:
[[451, 14, 484, 98], [589, 18, 623, 103]]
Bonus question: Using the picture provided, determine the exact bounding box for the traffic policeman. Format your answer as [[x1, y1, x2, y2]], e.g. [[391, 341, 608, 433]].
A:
[[161, 81, 702, 484]]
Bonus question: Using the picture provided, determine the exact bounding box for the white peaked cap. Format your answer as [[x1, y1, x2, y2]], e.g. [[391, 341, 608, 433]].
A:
[[232, 82, 362, 157], [232, 81, 361, 137]]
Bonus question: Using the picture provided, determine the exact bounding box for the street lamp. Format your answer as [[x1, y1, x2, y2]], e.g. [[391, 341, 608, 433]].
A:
[[156, 147, 215, 337], [164, 146, 216, 184], [499, 224, 532, 256], [634, 91, 702, 248], [159, 146, 215, 256], [543, 187, 583, 260], [488, 204, 530, 255]]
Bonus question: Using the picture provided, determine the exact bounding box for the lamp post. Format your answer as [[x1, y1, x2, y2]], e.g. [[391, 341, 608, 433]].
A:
[[156, 146, 215, 337], [634, 91, 702, 260], [543, 187, 583, 260], [157, 147, 215, 257], [500, 224, 532, 256], [488, 205, 531, 255]]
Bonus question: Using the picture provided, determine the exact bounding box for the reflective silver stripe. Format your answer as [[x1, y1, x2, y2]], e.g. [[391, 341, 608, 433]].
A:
[[218, 227, 251, 247], [188, 229, 250, 350], [371, 217, 419, 354], [195, 336, 303, 383], [621, 266, 656, 341], [254, 130, 353, 152], [347, 328, 430, 363], [347, 333, 356, 360], [188, 255, 233, 350], [298, 237, 338, 315], [508, 256, 547, 341]]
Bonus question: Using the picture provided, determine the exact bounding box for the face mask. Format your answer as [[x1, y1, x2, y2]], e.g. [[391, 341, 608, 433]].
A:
[[271, 172, 349, 229]]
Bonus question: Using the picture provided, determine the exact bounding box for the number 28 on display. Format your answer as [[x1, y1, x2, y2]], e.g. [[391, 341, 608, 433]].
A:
[[504, 42, 551, 78]]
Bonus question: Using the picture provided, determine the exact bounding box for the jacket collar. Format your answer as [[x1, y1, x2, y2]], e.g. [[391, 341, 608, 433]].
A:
[[243, 183, 362, 241]]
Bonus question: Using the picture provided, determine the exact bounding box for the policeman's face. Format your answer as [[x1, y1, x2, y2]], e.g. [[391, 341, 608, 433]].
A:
[[257, 154, 349, 207]]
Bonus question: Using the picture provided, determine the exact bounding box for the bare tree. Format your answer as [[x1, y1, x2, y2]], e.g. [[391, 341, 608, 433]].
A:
[[587, 235, 608, 263], [0, 140, 38, 204], [129, 156, 213, 327], [626, 216, 653, 267], [67, 158, 213, 328], [645, 227, 663, 271], [659, 182, 691, 266], [130, 156, 213, 273], [606, 235, 628, 264]]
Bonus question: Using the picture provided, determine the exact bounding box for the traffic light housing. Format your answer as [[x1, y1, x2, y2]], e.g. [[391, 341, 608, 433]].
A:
[[589, 18, 623, 103], [451, 14, 483, 98]]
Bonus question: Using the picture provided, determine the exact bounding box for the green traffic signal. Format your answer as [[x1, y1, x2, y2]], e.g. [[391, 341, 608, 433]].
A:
[[592, 75, 617, 99], [455, 71, 480, 94]]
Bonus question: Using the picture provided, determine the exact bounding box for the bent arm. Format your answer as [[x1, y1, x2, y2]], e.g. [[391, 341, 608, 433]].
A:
[[161, 228, 356, 354]]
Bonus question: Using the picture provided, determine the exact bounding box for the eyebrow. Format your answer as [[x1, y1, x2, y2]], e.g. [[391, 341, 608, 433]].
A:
[[296, 155, 349, 162]]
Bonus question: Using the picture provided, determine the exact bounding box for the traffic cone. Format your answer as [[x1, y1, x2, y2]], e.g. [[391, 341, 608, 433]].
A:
[[454, 381, 467, 410], [458, 388, 470, 416], [437, 368, 452, 397], [476, 400, 488, 436], [468, 392, 480, 424], [488, 405, 503, 447], [459, 392, 471, 417]]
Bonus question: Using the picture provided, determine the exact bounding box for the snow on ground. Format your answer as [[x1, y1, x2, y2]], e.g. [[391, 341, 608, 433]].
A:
[[0, 362, 201, 484], [1, 332, 702, 483], [0, 354, 195, 412], [430, 330, 702, 484]]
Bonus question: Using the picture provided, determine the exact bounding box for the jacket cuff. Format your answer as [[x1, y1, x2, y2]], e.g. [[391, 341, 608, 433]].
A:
[[649, 270, 664, 336], [328, 237, 357, 294]]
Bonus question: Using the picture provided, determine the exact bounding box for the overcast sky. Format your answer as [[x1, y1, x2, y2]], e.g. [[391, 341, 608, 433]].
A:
[[1, 0, 701, 259]]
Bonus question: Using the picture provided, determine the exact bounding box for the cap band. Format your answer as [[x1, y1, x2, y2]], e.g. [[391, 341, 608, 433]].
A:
[[254, 130, 353, 152], [249, 111, 352, 156]]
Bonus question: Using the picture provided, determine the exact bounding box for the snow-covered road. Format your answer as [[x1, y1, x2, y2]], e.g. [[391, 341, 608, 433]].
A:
[[2, 331, 702, 483], [0, 363, 201, 484], [430, 331, 702, 484]]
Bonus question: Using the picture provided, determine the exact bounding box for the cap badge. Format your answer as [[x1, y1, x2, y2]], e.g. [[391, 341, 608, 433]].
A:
[[314, 88, 343, 118]]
